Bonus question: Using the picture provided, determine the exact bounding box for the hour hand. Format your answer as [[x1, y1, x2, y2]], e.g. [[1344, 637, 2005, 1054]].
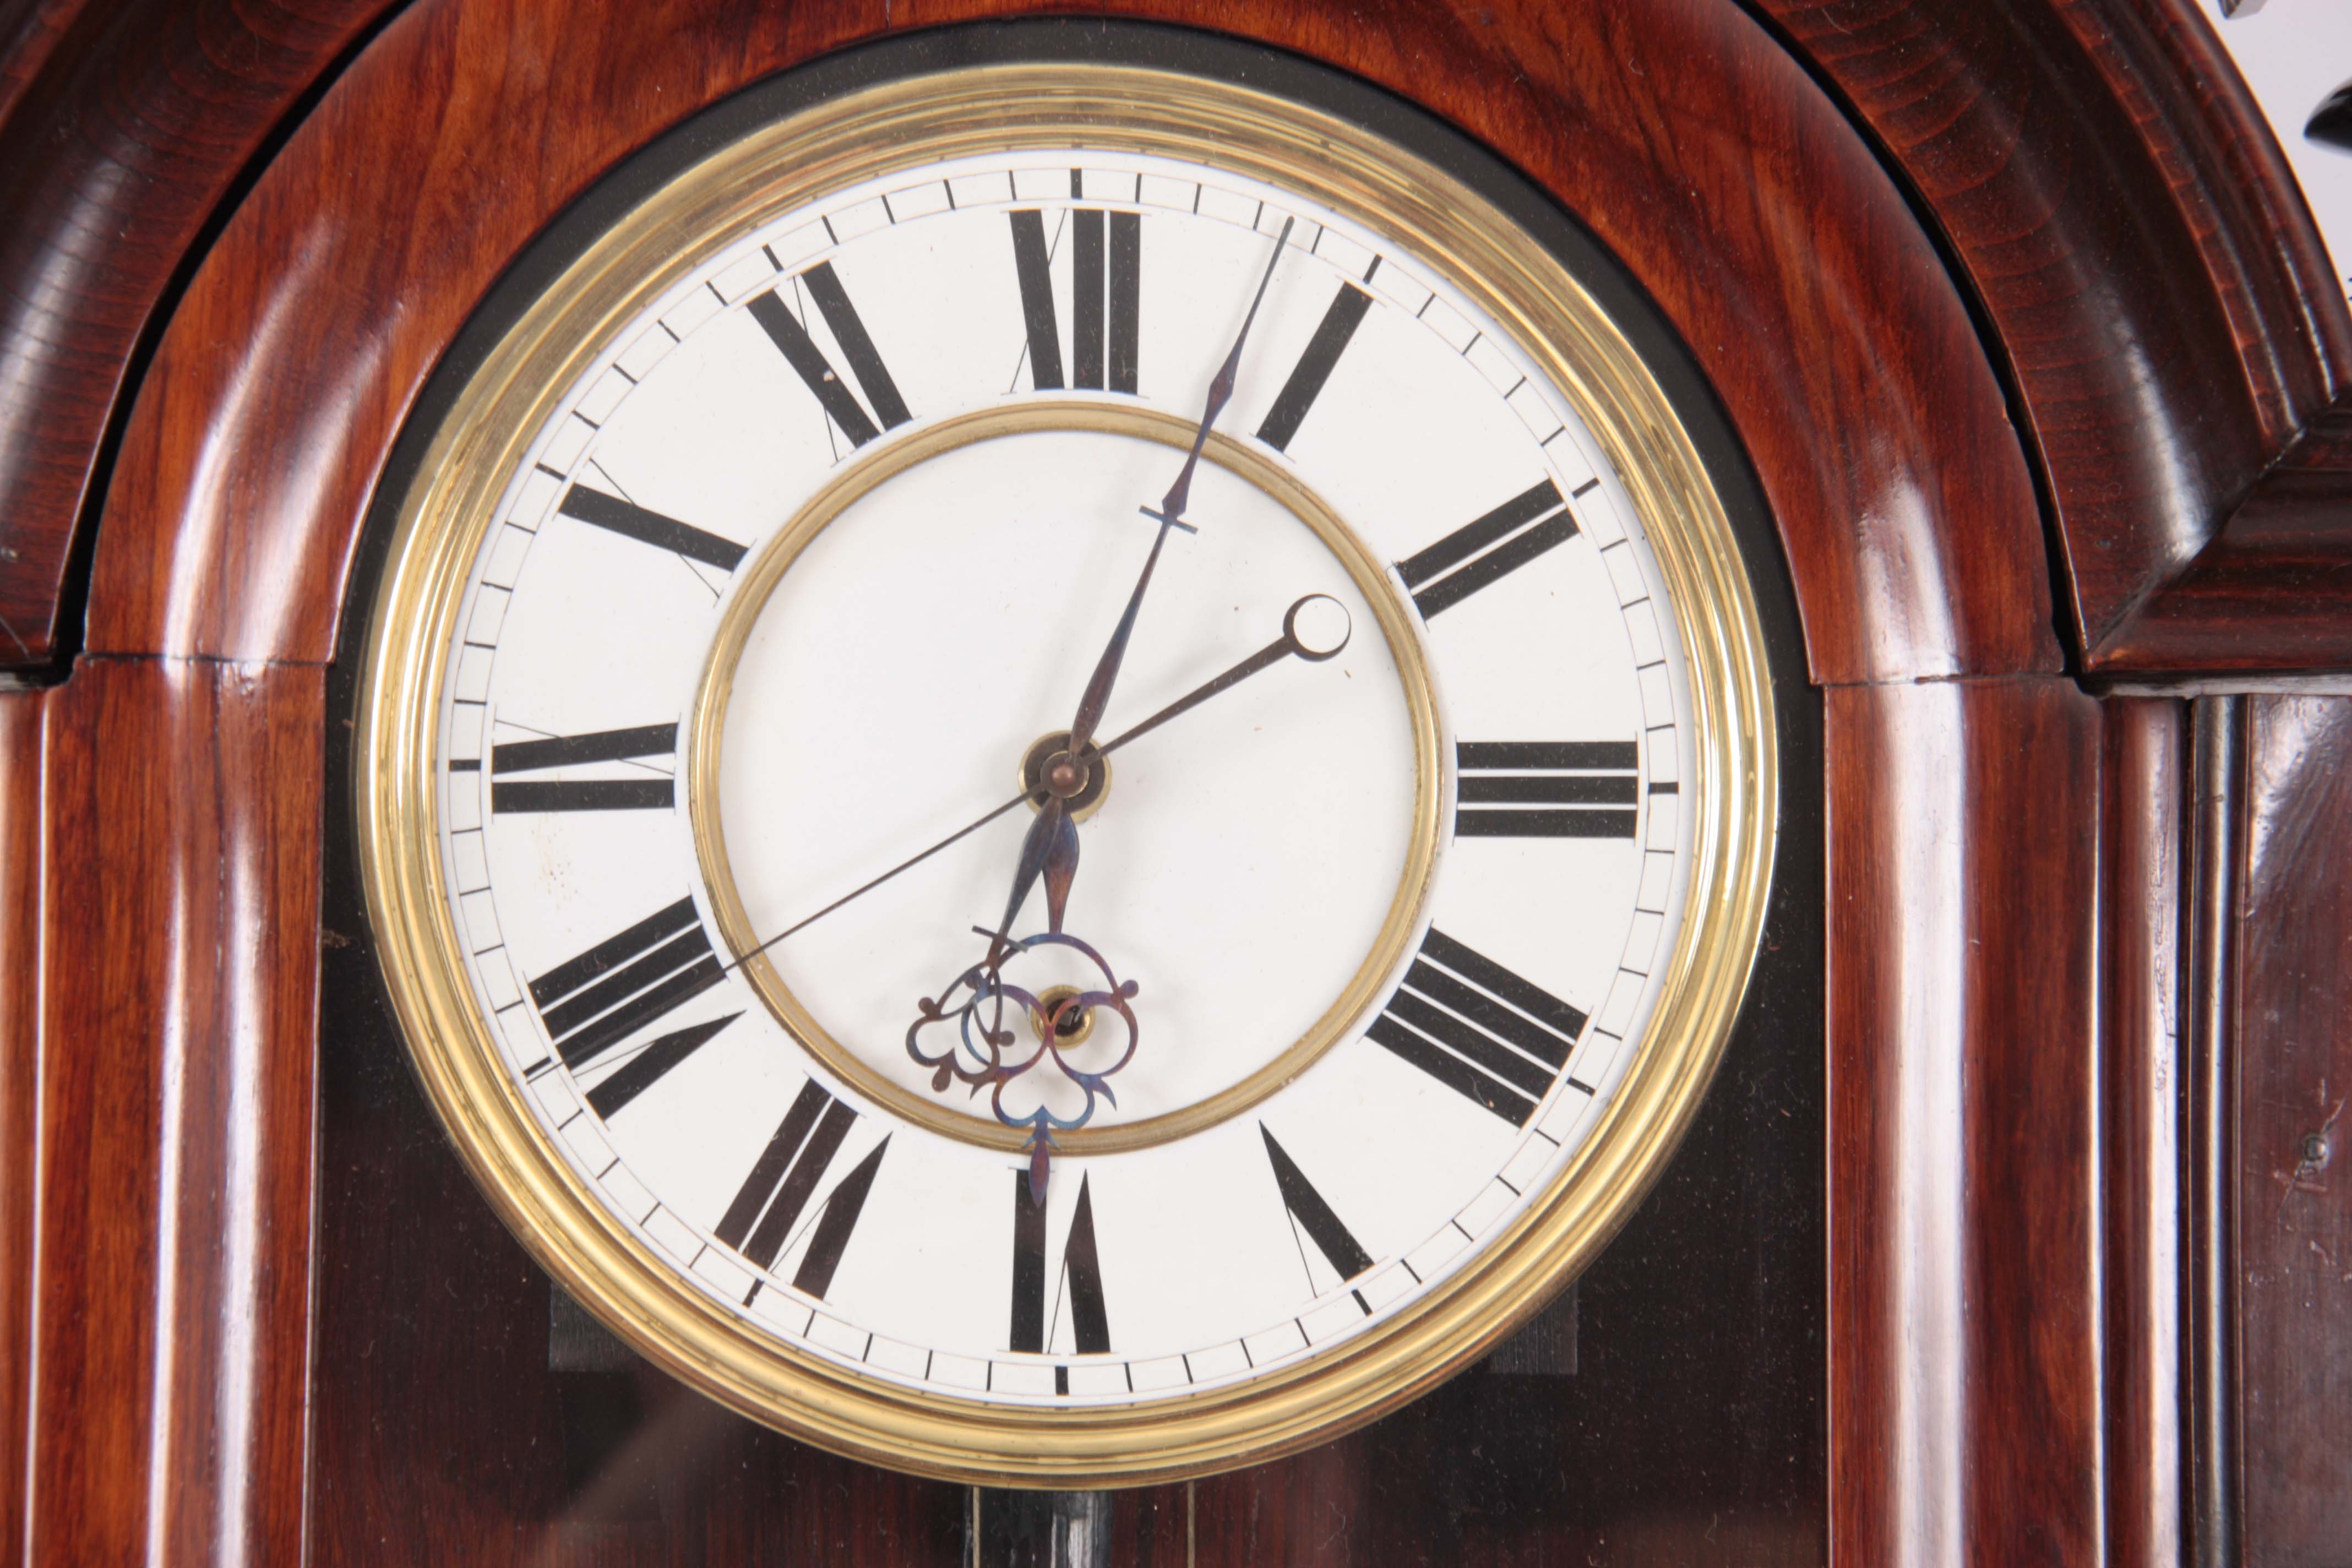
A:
[[1039, 802, 1080, 934]]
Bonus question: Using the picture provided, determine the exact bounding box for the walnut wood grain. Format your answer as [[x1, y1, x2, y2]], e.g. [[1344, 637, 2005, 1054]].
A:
[[2233, 695, 2352, 1559], [1826, 678, 2104, 1567], [1752, 0, 2352, 668], [2095, 400, 2352, 675], [19, 658, 320, 1567], [2101, 698, 2186, 1568], [0, 0, 392, 665], [0, 687, 40, 1568], [85, 0, 2053, 684]]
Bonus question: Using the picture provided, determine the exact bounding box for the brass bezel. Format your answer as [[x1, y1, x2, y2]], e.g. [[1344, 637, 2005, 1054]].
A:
[[356, 64, 1778, 1487], [687, 400, 1444, 1156]]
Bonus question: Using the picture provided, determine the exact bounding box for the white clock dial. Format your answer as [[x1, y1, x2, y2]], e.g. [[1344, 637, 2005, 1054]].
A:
[[362, 67, 1774, 1481]]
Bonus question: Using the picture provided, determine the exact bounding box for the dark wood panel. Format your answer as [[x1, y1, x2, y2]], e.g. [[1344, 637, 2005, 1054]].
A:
[[85, 0, 2052, 683], [1752, 0, 2352, 667], [22, 658, 320, 1565], [0, 688, 41, 1567], [1825, 679, 2104, 1566], [2095, 400, 2352, 676], [2234, 695, 2352, 1561], [0, 0, 393, 665], [2101, 698, 2186, 1568]]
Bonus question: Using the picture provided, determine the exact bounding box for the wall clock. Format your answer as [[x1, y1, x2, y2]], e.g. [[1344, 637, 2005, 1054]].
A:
[[353, 33, 1777, 1484]]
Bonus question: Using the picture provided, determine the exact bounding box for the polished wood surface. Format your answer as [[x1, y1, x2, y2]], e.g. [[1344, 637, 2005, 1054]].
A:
[[2098, 402, 2352, 674], [2233, 695, 2352, 1559], [11, 660, 322, 1566], [0, 688, 40, 1567], [0, 0, 388, 663], [1754, 0, 2352, 670], [83, 0, 2052, 684], [2101, 699, 2186, 1568], [1826, 679, 2105, 1566], [3, 0, 2350, 1562]]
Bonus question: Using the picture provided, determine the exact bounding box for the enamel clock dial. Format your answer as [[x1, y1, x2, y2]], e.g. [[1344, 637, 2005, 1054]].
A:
[[357, 56, 1776, 1484]]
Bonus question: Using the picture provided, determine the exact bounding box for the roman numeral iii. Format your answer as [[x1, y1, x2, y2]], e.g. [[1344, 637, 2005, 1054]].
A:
[[1008, 202, 1140, 393], [488, 722, 676, 814], [718, 1079, 888, 1298], [1010, 1172, 1109, 1357], [1398, 477, 1595, 618], [1367, 929, 1593, 1125], [1456, 741, 1639, 839], [528, 895, 724, 1071], [748, 261, 910, 447]]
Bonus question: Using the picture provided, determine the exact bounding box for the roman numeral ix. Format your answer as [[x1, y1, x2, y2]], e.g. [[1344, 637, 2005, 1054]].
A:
[[719, 1080, 887, 1298], [1456, 741, 1639, 839], [748, 261, 910, 448], [1011, 1171, 1109, 1361], [1398, 477, 1594, 618], [1368, 929, 1593, 1125], [529, 896, 725, 1073], [1261, 1126, 1376, 1314], [1009, 199, 1140, 393], [487, 722, 676, 814]]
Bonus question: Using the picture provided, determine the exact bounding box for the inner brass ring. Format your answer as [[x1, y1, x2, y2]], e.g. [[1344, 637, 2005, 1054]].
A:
[[1019, 731, 1110, 821], [689, 400, 1444, 1156]]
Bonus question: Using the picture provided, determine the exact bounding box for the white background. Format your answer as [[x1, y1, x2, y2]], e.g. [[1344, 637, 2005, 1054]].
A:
[[2208, 0, 2352, 308]]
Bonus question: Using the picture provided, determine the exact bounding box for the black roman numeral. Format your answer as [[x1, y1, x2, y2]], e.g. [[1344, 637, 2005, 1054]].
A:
[[528, 896, 724, 1072], [1398, 477, 1594, 618], [1456, 741, 1639, 839], [1008, 203, 1140, 393], [1261, 1126, 1375, 1311], [747, 262, 909, 448], [716, 1081, 887, 1291], [1366, 929, 1592, 1125], [1010, 1171, 1109, 1357], [586, 1012, 739, 1119], [490, 722, 676, 814], [1256, 282, 1372, 451], [557, 485, 747, 571]]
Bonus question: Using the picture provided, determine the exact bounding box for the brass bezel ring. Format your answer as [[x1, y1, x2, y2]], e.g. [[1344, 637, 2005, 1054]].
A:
[[355, 64, 1778, 1487]]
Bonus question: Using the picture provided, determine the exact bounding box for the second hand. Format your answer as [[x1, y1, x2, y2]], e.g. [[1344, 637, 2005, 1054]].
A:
[[718, 593, 1349, 978]]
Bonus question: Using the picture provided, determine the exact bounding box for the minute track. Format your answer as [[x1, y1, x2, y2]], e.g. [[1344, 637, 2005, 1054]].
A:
[[387, 121, 1734, 1444]]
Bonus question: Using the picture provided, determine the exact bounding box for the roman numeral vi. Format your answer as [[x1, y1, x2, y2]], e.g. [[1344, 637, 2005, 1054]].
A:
[[1010, 1171, 1109, 1357]]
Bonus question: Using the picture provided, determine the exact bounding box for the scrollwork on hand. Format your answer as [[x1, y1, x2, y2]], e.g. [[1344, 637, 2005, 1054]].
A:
[[906, 929, 1139, 1202]]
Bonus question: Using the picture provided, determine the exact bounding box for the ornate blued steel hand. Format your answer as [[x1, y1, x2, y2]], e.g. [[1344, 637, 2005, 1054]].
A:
[[905, 594, 1351, 1200]]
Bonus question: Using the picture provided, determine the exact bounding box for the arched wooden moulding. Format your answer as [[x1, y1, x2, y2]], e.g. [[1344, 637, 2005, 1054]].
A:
[[5, 1, 2199, 1564]]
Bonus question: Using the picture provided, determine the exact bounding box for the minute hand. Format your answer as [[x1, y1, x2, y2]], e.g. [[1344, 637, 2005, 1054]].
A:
[[1064, 217, 1294, 756]]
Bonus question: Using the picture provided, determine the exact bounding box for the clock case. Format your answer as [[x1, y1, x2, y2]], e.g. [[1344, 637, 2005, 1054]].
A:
[[0, 0, 2342, 1563], [336, 17, 1819, 1542]]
